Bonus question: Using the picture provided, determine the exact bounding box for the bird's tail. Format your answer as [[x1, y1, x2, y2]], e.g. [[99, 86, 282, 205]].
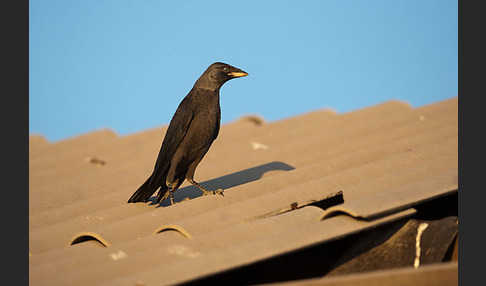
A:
[[128, 174, 159, 203]]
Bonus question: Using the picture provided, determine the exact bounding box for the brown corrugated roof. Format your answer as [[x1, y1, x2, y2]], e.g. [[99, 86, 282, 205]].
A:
[[267, 262, 458, 286], [29, 97, 458, 285]]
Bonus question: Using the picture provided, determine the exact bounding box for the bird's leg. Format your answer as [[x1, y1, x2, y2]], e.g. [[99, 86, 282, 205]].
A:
[[156, 189, 171, 204], [169, 189, 175, 205], [187, 179, 224, 197], [157, 188, 176, 205], [164, 179, 183, 205]]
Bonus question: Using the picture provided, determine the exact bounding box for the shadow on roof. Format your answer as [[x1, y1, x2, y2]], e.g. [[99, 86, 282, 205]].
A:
[[152, 161, 295, 207]]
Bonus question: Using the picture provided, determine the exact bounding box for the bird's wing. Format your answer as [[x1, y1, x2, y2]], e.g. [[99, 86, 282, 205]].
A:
[[212, 105, 221, 140], [149, 93, 195, 186], [127, 92, 196, 203]]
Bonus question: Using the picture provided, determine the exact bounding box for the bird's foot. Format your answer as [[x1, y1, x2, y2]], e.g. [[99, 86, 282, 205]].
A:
[[156, 191, 170, 204], [201, 188, 224, 197], [188, 179, 224, 197]]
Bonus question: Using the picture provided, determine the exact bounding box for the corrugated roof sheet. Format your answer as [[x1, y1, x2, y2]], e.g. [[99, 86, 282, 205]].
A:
[[268, 262, 458, 286], [29, 97, 458, 285]]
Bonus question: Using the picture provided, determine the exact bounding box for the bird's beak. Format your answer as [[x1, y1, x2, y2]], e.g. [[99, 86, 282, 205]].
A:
[[227, 70, 248, 78]]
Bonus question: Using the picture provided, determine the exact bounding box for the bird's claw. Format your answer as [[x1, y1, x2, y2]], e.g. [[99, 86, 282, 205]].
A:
[[202, 188, 224, 197], [215, 189, 224, 197]]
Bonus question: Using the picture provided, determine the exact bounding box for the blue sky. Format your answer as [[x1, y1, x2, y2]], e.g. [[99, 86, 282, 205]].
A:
[[30, 0, 457, 142]]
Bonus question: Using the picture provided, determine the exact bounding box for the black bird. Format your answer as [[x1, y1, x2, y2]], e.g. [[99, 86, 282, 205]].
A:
[[128, 62, 248, 205]]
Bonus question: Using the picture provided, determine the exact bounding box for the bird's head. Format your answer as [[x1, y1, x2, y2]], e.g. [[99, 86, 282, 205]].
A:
[[195, 62, 248, 90]]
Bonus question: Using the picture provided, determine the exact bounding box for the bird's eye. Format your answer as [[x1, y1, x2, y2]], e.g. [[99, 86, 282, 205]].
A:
[[223, 67, 228, 72]]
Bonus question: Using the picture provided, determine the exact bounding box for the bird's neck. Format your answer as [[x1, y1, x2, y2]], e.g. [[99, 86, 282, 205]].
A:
[[192, 86, 221, 103], [195, 85, 220, 93], [194, 77, 222, 92]]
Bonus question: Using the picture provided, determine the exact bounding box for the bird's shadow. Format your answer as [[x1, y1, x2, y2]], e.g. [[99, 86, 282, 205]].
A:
[[150, 161, 295, 208]]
